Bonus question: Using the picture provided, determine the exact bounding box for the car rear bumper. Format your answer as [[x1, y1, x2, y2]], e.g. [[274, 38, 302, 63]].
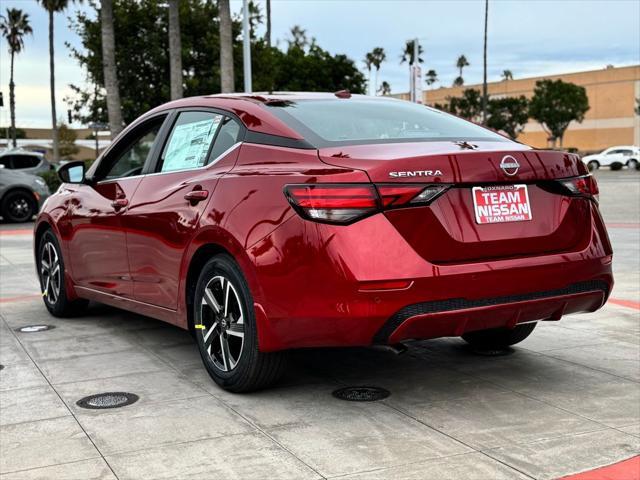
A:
[[248, 205, 613, 352]]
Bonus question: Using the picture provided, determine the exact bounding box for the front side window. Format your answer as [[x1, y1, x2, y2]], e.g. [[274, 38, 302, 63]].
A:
[[159, 111, 224, 173], [267, 98, 510, 147], [104, 119, 164, 180]]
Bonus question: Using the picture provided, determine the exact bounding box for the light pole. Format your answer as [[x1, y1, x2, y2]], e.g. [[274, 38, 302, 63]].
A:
[[242, 0, 252, 93]]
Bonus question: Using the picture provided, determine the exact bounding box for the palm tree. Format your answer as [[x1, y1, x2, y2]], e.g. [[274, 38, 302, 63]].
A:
[[38, 0, 79, 161], [455, 54, 469, 86], [218, 0, 234, 93], [378, 81, 391, 96], [100, 0, 124, 135], [425, 69, 438, 88], [168, 0, 182, 100], [288, 25, 308, 50], [481, 0, 488, 124], [0, 8, 32, 148], [502, 69, 513, 81], [370, 47, 386, 96], [400, 39, 423, 67], [265, 0, 271, 47], [363, 52, 374, 96]]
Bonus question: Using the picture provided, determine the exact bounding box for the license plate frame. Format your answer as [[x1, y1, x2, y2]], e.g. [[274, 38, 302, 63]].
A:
[[472, 184, 532, 224]]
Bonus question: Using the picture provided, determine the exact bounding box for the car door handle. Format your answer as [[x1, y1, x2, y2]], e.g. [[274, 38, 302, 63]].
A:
[[111, 198, 129, 210], [184, 190, 209, 203]]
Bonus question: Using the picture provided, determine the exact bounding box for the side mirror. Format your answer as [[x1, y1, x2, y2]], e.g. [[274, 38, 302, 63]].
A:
[[58, 161, 86, 184]]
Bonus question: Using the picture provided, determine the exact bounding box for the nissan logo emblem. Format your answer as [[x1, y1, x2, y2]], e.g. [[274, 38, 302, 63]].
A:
[[500, 155, 520, 176]]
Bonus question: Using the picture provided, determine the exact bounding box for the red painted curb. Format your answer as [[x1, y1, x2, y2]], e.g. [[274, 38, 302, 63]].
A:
[[0, 294, 41, 303], [558, 455, 640, 480], [608, 298, 640, 311], [606, 223, 640, 229], [0, 229, 33, 236]]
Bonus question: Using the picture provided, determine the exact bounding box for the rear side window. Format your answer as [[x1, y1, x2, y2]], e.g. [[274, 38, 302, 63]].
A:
[[159, 111, 223, 173], [11, 155, 41, 169], [267, 98, 509, 147], [206, 117, 241, 162]]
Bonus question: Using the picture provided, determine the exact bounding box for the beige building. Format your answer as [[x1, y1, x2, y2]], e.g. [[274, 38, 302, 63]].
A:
[[399, 65, 640, 153], [0, 127, 110, 162]]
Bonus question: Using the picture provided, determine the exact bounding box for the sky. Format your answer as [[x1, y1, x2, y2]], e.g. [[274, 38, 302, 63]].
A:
[[0, 0, 639, 128]]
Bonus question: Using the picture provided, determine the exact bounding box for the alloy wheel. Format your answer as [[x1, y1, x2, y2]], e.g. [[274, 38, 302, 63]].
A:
[[198, 275, 245, 372], [40, 242, 61, 305], [9, 196, 32, 222]]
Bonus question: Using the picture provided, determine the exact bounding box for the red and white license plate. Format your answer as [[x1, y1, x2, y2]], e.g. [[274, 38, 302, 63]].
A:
[[472, 184, 532, 224]]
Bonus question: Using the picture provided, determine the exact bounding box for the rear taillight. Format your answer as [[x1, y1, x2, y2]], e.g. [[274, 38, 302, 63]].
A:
[[558, 175, 599, 201], [284, 183, 448, 224]]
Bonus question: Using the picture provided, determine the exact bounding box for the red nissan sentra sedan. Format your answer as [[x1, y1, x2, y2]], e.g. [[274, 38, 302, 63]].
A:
[[35, 92, 613, 392]]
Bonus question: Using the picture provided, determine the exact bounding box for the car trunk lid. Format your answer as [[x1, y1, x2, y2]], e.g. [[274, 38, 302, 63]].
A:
[[318, 141, 592, 263]]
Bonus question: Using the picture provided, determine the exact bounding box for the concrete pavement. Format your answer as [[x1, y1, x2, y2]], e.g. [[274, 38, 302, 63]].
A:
[[0, 170, 638, 479]]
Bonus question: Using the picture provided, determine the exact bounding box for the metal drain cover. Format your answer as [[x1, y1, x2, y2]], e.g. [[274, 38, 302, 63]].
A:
[[76, 392, 139, 410], [16, 325, 55, 333], [332, 386, 390, 402]]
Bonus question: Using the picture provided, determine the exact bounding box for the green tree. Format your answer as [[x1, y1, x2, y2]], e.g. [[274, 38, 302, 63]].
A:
[[0, 8, 32, 148], [1, 126, 26, 140], [437, 88, 482, 121], [68, 1, 365, 121], [363, 51, 373, 95], [287, 25, 308, 50], [454, 54, 469, 86], [486, 96, 529, 139], [370, 47, 386, 96], [502, 69, 513, 81], [378, 81, 391, 96], [529, 79, 589, 147], [425, 69, 438, 88], [58, 122, 79, 158]]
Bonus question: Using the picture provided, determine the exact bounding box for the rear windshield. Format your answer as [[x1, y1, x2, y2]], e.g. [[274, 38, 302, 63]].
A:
[[266, 98, 510, 147]]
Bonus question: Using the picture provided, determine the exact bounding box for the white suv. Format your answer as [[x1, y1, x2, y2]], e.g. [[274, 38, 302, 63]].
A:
[[581, 146, 639, 171]]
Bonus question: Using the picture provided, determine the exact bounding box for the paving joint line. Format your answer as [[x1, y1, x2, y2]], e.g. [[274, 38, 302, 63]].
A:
[[4, 322, 121, 480]]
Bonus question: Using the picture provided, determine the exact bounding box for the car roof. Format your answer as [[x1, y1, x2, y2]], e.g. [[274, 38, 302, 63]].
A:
[[0, 148, 44, 158]]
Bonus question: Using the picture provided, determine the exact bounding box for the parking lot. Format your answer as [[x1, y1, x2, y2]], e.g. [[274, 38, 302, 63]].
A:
[[0, 170, 638, 479]]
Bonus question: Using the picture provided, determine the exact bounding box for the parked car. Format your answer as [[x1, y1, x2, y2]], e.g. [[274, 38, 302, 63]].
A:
[[35, 93, 613, 392], [0, 167, 50, 222], [581, 145, 639, 171], [0, 148, 52, 175]]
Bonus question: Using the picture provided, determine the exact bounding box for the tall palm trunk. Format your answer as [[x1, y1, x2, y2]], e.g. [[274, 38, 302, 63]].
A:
[[9, 50, 16, 148], [374, 68, 379, 96], [168, 0, 182, 100], [265, 0, 271, 48], [218, 0, 234, 93], [481, 0, 488, 125], [48, 10, 59, 161], [101, 0, 124, 136]]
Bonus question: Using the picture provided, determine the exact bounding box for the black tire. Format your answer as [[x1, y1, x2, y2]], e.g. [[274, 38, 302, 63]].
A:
[[193, 254, 287, 392], [1, 190, 35, 223], [587, 160, 599, 172], [462, 322, 537, 349], [37, 230, 89, 317], [627, 159, 639, 171], [610, 162, 623, 171]]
